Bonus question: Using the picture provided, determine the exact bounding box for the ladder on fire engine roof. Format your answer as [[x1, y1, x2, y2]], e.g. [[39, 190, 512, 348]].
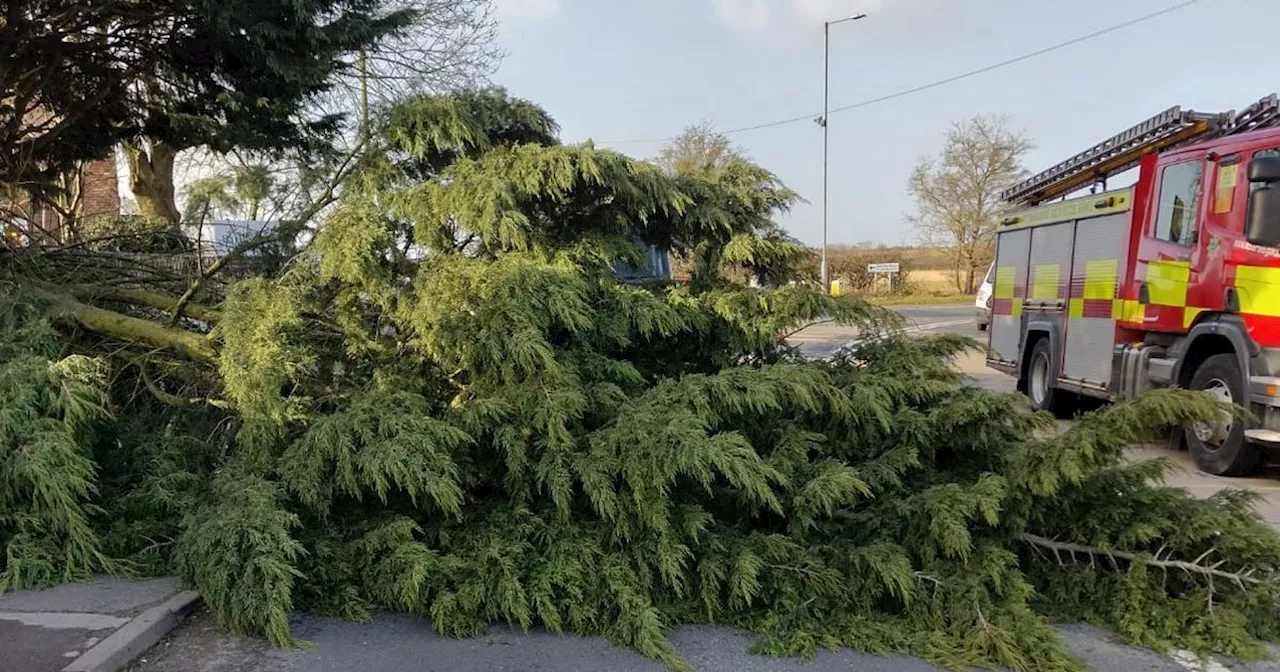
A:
[[1000, 93, 1280, 207]]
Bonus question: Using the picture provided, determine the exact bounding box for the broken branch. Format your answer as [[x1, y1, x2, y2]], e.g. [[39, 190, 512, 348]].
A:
[[1020, 534, 1271, 587]]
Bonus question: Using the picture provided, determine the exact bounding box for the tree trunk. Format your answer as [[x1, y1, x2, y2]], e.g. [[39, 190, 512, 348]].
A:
[[33, 286, 216, 362], [124, 139, 181, 223], [958, 246, 977, 294]]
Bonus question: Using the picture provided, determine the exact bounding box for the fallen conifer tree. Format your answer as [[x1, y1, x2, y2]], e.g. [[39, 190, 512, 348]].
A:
[[2, 90, 1279, 671]]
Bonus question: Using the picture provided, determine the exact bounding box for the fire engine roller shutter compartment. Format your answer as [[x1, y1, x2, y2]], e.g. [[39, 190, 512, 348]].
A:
[[1064, 213, 1131, 387], [1023, 220, 1075, 390], [989, 188, 1137, 399], [990, 228, 1031, 366]]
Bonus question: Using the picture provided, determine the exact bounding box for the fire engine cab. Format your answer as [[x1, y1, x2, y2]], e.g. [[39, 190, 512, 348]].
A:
[[987, 94, 1280, 476]]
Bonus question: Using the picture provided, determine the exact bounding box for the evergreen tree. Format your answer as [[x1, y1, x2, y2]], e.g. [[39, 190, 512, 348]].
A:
[[2, 90, 1279, 671], [2, 0, 413, 221], [122, 0, 415, 222]]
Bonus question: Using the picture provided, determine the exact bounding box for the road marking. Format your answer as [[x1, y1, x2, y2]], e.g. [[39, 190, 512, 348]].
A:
[[1171, 649, 1230, 672], [0, 611, 129, 630], [830, 319, 978, 356], [896, 303, 976, 311], [902, 318, 973, 333]]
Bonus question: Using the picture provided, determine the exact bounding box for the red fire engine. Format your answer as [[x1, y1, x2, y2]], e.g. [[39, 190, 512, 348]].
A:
[[987, 94, 1280, 476]]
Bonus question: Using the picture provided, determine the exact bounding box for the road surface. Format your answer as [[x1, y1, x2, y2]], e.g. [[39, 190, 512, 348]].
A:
[[792, 303, 1280, 531], [128, 304, 1280, 672], [130, 608, 1267, 672], [789, 303, 983, 359]]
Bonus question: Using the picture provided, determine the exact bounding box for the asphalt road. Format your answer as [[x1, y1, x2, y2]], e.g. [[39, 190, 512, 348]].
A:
[[894, 303, 984, 333], [788, 302, 986, 360], [131, 608, 1256, 672], [126, 304, 1280, 672]]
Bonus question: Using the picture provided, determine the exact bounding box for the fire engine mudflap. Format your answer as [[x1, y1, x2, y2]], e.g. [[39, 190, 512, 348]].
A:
[[985, 93, 1280, 476]]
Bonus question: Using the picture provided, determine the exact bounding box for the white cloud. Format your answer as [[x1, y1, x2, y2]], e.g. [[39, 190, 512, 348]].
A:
[[496, 0, 561, 24], [709, 0, 987, 44]]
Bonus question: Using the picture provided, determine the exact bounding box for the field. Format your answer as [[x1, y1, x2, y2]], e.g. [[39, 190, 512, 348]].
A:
[[823, 246, 982, 305], [910, 268, 956, 293]]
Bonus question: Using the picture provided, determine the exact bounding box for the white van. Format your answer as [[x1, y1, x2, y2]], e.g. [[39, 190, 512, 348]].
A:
[[974, 262, 994, 331]]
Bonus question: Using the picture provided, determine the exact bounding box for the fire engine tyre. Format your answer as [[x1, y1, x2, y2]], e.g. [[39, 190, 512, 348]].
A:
[[1025, 338, 1074, 417], [1185, 354, 1261, 476]]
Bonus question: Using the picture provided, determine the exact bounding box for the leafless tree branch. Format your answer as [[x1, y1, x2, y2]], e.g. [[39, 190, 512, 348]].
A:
[[1020, 533, 1273, 590], [908, 115, 1032, 294]]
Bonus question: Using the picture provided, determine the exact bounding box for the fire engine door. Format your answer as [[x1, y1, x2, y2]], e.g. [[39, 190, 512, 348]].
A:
[[1133, 156, 1211, 331]]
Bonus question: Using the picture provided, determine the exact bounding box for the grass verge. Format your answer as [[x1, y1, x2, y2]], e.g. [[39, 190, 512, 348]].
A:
[[861, 293, 976, 307]]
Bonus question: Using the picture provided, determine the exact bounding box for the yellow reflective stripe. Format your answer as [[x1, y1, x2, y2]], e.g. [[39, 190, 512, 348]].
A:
[[1183, 307, 1205, 328], [1032, 264, 1060, 300], [994, 266, 1016, 299], [1068, 298, 1084, 318], [1011, 300, 1023, 317], [1083, 259, 1118, 300], [1114, 299, 1145, 322], [1146, 260, 1190, 306], [1128, 300, 1147, 321], [1236, 265, 1280, 317], [1000, 188, 1132, 229]]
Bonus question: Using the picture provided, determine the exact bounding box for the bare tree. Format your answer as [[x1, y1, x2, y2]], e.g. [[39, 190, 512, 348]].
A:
[[654, 121, 746, 175], [332, 0, 503, 138], [908, 115, 1032, 294]]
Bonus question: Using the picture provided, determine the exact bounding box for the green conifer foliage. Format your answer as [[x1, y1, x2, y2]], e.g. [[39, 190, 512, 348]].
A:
[[2, 90, 1279, 671], [0, 293, 113, 590]]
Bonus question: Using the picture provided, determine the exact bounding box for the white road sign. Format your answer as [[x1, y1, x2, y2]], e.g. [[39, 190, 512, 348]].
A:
[[867, 263, 900, 273]]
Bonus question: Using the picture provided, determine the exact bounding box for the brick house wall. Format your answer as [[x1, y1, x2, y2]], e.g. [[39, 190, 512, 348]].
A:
[[3, 105, 121, 245], [81, 157, 121, 221], [1, 156, 121, 245]]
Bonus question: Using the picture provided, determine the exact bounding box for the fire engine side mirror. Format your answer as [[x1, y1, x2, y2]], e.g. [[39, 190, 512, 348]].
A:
[[1246, 159, 1280, 247], [1249, 157, 1280, 184]]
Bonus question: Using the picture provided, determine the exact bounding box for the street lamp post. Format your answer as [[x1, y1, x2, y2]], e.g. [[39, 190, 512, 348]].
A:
[[818, 13, 866, 295]]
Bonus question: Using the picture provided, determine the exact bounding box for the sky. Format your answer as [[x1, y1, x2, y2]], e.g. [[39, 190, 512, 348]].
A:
[[490, 0, 1280, 247]]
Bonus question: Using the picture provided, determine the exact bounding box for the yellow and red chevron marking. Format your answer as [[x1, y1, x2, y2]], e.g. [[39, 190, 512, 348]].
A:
[[992, 265, 1023, 317], [1232, 265, 1280, 347], [1145, 259, 1190, 307], [1114, 259, 1204, 329], [1031, 264, 1060, 300], [1068, 258, 1120, 319], [1066, 297, 1146, 321], [991, 298, 1019, 316], [1067, 298, 1116, 318], [1235, 265, 1280, 317]]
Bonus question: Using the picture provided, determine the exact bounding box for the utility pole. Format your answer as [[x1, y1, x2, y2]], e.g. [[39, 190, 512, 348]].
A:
[[358, 49, 370, 142], [818, 13, 866, 294]]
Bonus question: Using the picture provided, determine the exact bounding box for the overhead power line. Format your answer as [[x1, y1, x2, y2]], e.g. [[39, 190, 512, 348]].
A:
[[602, 0, 1204, 146]]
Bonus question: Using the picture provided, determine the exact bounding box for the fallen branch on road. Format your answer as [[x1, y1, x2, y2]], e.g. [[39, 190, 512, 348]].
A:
[[1020, 533, 1272, 588]]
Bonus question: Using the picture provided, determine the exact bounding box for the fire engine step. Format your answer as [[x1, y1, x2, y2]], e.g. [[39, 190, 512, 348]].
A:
[[1244, 428, 1280, 446]]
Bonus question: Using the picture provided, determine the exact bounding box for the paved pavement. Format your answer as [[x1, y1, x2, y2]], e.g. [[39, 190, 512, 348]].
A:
[[100, 304, 1280, 671], [0, 577, 196, 672]]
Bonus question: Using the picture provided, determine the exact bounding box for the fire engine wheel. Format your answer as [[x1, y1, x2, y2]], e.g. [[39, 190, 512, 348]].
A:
[[1185, 354, 1261, 476], [1025, 338, 1074, 417]]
